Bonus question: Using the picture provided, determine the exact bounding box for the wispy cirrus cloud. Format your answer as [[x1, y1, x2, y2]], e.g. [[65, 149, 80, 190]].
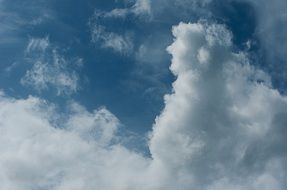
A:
[[88, 0, 151, 55], [25, 37, 50, 53], [21, 37, 83, 96], [90, 24, 133, 54], [98, 0, 151, 19]]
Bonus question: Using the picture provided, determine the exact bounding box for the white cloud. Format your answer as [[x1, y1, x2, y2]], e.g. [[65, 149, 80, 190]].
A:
[[132, 0, 151, 16], [21, 38, 82, 95], [99, 0, 151, 19], [88, 0, 152, 54], [149, 22, 287, 189], [90, 25, 133, 54], [0, 94, 150, 190], [66, 103, 119, 146], [2, 22, 287, 190], [26, 37, 50, 53]]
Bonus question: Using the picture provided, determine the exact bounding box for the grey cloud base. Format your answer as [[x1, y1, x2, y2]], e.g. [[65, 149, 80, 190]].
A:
[[1, 22, 287, 189]]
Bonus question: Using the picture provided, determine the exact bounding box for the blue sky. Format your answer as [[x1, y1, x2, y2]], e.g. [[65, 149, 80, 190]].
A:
[[0, 0, 266, 134], [1, 0, 287, 189], [1, 0, 174, 134]]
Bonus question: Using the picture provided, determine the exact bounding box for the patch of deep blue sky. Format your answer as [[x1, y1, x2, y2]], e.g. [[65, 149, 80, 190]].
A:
[[0, 0, 282, 134]]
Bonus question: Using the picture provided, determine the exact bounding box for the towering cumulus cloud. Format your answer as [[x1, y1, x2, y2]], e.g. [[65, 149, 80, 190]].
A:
[[1, 22, 287, 189], [150, 22, 287, 189]]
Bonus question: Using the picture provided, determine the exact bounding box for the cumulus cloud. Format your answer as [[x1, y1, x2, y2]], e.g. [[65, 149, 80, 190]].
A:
[[21, 37, 82, 95], [2, 22, 287, 190], [0, 94, 150, 190], [150, 22, 287, 189]]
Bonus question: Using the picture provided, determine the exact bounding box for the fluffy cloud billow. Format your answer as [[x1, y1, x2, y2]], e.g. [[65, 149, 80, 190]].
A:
[[1, 22, 287, 190], [150, 22, 287, 189], [0, 94, 150, 190]]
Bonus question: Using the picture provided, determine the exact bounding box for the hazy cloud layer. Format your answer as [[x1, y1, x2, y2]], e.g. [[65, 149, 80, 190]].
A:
[[1, 22, 287, 189]]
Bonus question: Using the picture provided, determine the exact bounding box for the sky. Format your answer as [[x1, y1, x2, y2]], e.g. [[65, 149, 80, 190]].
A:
[[1, 0, 287, 189]]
